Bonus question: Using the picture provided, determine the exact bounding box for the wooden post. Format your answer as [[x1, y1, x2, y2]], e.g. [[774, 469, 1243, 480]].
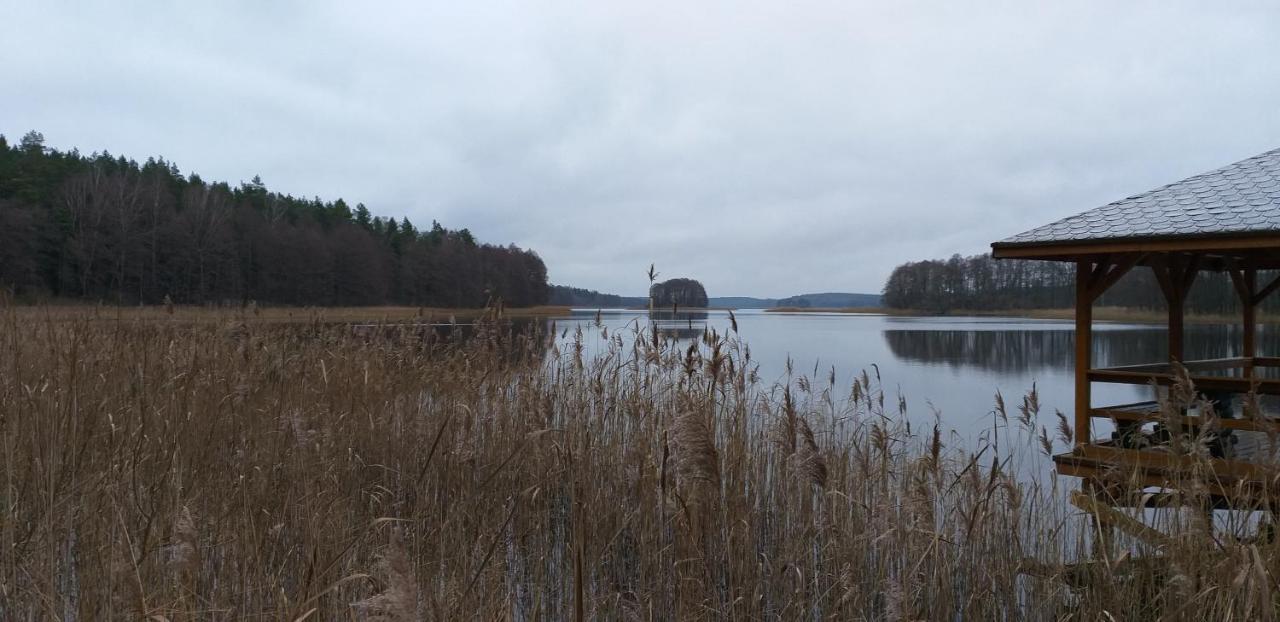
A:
[[1160, 255, 1194, 364], [1231, 267, 1257, 378], [1168, 284, 1185, 364], [1075, 261, 1093, 446], [1244, 268, 1257, 360]]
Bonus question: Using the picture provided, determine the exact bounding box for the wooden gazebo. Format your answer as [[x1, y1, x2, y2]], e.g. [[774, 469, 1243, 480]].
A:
[[992, 148, 1280, 511]]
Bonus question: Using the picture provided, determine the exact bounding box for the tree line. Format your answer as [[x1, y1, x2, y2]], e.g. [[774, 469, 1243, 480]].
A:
[[881, 252, 1278, 314], [547, 285, 646, 308], [0, 131, 549, 307]]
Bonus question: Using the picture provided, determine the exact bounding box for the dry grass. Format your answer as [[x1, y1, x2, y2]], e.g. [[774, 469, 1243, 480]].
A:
[[2, 304, 1279, 619]]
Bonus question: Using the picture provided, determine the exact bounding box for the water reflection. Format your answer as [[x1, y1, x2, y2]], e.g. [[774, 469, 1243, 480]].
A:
[[885, 323, 1280, 373], [648, 310, 709, 340], [884, 329, 1077, 372]]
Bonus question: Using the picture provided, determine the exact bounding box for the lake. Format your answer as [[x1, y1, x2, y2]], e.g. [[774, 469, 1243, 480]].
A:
[[543, 309, 1278, 447]]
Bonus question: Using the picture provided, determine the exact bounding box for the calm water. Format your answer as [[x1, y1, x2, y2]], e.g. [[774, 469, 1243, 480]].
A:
[[544, 309, 1279, 444]]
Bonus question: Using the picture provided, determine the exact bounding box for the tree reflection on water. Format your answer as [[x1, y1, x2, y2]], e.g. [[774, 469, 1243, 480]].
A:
[[884, 323, 1280, 374]]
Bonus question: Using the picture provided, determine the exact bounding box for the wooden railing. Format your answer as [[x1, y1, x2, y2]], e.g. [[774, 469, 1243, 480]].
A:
[[1087, 357, 1280, 395]]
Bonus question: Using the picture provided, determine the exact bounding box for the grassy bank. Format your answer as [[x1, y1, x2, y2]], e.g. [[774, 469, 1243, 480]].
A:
[[766, 305, 1280, 323], [2, 306, 1276, 618]]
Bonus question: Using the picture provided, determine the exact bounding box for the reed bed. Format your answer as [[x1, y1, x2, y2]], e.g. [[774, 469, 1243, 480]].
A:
[[1, 306, 1278, 619]]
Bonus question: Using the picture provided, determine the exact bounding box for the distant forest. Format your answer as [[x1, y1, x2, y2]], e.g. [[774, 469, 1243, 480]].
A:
[[548, 285, 646, 308], [0, 132, 549, 307], [882, 252, 1279, 314]]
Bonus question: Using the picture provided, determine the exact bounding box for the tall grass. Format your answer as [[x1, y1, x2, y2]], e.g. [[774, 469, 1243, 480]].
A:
[[0, 305, 1276, 619]]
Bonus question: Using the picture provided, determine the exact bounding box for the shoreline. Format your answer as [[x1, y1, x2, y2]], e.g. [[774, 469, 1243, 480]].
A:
[[764, 305, 1279, 324], [1, 304, 574, 323]]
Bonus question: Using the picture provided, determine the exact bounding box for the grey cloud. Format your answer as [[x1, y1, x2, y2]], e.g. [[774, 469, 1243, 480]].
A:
[[4, 1, 1280, 297]]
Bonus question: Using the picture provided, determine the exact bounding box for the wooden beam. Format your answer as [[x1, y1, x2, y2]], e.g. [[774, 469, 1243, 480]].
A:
[[991, 233, 1280, 259], [1169, 289, 1185, 363], [1087, 368, 1280, 395], [1242, 268, 1257, 361], [1254, 273, 1280, 306], [1228, 265, 1251, 300], [1070, 490, 1174, 550], [1086, 253, 1145, 302], [1055, 454, 1279, 509], [1227, 264, 1259, 369], [1180, 255, 1201, 292], [1077, 443, 1280, 482], [1088, 254, 1111, 284], [1150, 257, 1175, 303], [1094, 404, 1280, 433], [1161, 255, 1189, 363], [1098, 357, 1250, 374], [1075, 261, 1093, 446]]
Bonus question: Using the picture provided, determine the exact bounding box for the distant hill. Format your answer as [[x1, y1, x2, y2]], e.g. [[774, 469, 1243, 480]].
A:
[[775, 292, 882, 308], [554, 285, 881, 309], [708, 296, 775, 308]]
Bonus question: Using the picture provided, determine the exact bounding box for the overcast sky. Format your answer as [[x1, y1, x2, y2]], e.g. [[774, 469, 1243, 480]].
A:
[[4, 2, 1280, 297]]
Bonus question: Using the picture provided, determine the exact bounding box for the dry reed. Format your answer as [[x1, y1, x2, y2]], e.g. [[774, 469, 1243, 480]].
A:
[[1, 305, 1278, 619]]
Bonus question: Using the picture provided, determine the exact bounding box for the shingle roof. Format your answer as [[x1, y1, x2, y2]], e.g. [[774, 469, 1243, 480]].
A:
[[994, 148, 1280, 248]]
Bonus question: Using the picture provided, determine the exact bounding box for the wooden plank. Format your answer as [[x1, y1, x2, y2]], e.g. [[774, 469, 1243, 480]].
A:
[[1076, 261, 1093, 446]]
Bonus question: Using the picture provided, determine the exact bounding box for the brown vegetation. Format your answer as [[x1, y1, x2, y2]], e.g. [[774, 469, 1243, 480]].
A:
[[2, 305, 1279, 618]]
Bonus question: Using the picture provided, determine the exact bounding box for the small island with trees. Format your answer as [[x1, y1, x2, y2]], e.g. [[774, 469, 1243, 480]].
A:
[[649, 277, 709, 308]]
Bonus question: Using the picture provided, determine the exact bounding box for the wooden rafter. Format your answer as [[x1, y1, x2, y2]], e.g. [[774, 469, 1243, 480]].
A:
[[1228, 264, 1253, 300]]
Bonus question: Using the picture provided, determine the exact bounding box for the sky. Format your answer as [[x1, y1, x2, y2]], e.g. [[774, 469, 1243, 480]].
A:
[[4, 2, 1280, 297]]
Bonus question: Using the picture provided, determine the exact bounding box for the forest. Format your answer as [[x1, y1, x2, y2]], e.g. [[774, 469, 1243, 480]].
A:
[[0, 131, 549, 307], [547, 285, 646, 308], [881, 252, 1279, 314]]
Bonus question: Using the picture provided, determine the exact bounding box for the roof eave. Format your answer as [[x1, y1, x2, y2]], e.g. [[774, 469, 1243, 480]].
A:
[[992, 231, 1280, 261]]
